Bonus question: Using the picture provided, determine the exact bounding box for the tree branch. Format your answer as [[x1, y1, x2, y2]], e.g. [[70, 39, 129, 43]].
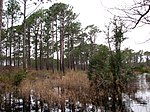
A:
[[132, 5, 150, 29]]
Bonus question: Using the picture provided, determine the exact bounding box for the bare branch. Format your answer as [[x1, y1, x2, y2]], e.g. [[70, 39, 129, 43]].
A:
[[132, 5, 150, 28], [138, 38, 150, 44]]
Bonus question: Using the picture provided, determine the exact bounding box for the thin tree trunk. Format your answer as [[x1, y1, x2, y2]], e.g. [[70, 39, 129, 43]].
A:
[[23, 97, 26, 112], [8, 92, 12, 112], [40, 100, 43, 112], [17, 36, 21, 68], [35, 98, 38, 112], [85, 52, 88, 70], [75, 58, 78, 69], [39, 24, 43, 70], [27, 94, 31, 112], [13, 41, 16, 67], [67, 35, 70, 69], [9, 34, 11, 66], [39, 39, 43, 70], [6, 43, 8, 66], [46, 42, 49, 70], [6, 17, 9, 66], [112, 79, 117, 112], [0, 0, 3, 65], [27, 26, 31, 69], [71, 103, 75, 112], [23, 0, 27, 71], [59, 12, 65, 73], [61, 102, 65, 112], [14, 52, 16, 67], [55, 19, 59, 71], [51, 22, 54, 72], [35, 33, 38, 70], [10, 15, 14, 66]]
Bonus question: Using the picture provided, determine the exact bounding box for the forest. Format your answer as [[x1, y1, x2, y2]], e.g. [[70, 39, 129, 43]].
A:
[[0, 0, 150, 112]]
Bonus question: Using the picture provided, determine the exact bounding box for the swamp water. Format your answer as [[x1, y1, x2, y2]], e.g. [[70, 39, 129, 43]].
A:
[[0, 73, 150, 112], [124, 73, 150, 112]]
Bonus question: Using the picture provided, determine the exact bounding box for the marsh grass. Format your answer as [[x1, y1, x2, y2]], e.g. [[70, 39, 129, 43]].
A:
[[0, 68, 138, 111], [17, 70, 92, 111]]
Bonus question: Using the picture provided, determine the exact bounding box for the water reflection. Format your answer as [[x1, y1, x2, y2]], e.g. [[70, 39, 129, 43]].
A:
[[129, 73, 150, 112], [1, 73, 150, 112]]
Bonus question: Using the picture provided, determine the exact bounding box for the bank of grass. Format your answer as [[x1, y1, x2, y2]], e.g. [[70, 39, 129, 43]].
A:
[[19, 69, 91, 111], [132, 66, 150, 75], [0, 66, 145, 111], [0, 68, 91, 109]]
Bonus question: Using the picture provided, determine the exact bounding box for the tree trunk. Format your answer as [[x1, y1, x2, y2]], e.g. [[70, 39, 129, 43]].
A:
[[27, 26, 31, 69], [67, 35, 70, 69], [40, 100, 43, 112], [70, 37, 75, 70], [0, 0, 3, 65], [46, 42, 49, 70], [6, 42, 8, 66], [35, 98, 38, 112], [51, 22, 54, 72], [17, 36, 21, 68], [61, 102, 65, 112], [55, 19, 59, 71], [71, 103, 75, 112], [85, 52, 88, 70], [39, 38, 43, 70], [8, 92, 12, 112], [27, 94, 31, 112], [14, 52, 16, 67], [23, 0, 27, 71], [35, 33, 38, 70], [5, 17, 9, 66], [23, 97, 26, 112], [39, 24, 43, 70], [112, 80, 117, 112], [59, 12, 65, 73], [13, 41, 16, 67], [10, 15, 14, 66]]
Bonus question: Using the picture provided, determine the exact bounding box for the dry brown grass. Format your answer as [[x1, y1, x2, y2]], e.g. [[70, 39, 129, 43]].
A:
[[0, 67, 24, 92], [60, 70, 90, 103], [19, 70, 91, 106]]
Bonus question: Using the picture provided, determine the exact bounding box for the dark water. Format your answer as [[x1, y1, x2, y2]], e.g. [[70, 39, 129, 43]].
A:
[[0, 73, 150, 112], [124, 73, 150, 112]]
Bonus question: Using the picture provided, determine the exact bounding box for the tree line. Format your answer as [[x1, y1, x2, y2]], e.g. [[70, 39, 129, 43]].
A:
[[1, 0, 100, 72], [1, 0, 150, 73]]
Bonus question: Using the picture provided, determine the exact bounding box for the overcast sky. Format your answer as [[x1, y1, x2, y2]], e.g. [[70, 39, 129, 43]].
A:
[[28, 0, 150, 52]]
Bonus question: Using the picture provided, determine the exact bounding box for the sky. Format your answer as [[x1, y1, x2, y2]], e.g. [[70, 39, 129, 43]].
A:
[[25, 0, 150, 52]]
